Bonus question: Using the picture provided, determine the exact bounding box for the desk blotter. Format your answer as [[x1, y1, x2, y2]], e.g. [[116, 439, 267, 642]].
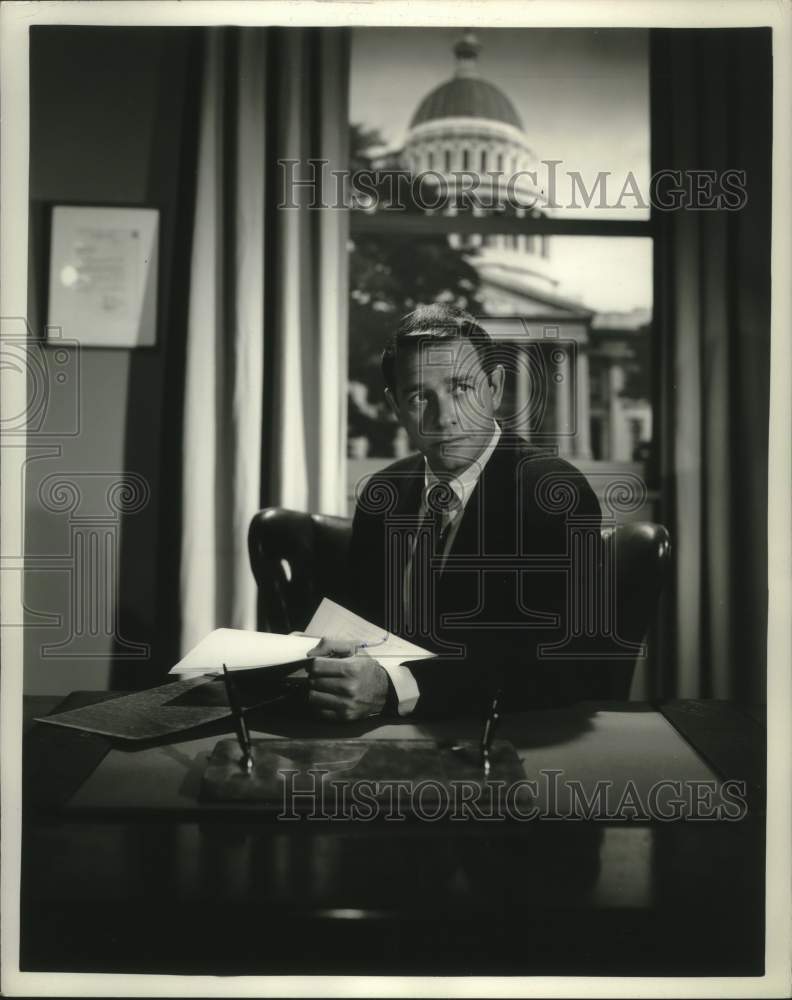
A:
[[201, 737, 525, 813]]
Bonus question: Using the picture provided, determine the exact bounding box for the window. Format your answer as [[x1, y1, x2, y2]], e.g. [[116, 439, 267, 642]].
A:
[[348, 27, 653, 516]]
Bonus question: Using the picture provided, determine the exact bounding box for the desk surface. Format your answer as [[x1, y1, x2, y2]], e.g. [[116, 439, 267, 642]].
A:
[[64, 705, 721, 817], [20, 694, 766, 978]]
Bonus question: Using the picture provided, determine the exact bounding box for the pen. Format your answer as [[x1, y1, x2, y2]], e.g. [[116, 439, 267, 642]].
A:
[[480, 690, 501, 778], [307, 634, 388, 657], [353, 632, 388, 655], [222, 664, 255, 774]]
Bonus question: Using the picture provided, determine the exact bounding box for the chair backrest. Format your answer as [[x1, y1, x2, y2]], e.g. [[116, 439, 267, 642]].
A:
[[601, 521, 671, 644], [594, 521, 671, 697], [248, 508, 353, 634], [248, 508, 670, 696]]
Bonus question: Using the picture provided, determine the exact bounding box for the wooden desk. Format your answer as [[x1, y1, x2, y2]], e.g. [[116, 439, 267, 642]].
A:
[[20, 695, 765, 977]]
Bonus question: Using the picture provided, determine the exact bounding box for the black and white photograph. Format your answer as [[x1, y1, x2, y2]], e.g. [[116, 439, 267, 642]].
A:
[[1, 1, 790, 996]]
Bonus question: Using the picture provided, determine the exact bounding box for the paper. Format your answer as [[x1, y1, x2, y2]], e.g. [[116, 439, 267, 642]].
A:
[[169, 603, 433, 679], [305, 599, 435, 663], [169, 628, 316, 676]]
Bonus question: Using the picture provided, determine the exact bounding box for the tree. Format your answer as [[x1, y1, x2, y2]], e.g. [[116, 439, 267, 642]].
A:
[[348, 124, 484, 440]]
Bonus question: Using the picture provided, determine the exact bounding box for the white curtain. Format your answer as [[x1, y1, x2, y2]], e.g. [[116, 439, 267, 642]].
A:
[[266, 29, 350, 515], [180, 28, 349, 655]]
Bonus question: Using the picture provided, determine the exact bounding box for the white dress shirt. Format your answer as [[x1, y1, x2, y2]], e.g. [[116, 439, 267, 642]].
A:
[[374, 423, 502, 715]]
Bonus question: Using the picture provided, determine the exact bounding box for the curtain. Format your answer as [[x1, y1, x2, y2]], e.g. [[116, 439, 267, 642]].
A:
[[179, 28, 349, 655], [652, 30, 771, 703], [262, 29, 350, 515]]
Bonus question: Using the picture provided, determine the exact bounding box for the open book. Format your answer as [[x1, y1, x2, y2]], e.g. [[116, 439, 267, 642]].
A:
[[169, 599, 434, 677]]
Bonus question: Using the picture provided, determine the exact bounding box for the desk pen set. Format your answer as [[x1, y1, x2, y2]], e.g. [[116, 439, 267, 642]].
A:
[[201, 667, 519, 812]]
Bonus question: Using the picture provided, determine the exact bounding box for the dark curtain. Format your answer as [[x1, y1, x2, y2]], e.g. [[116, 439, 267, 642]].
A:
[[113, 30, 204, 689], [651, 29, 771, 703]]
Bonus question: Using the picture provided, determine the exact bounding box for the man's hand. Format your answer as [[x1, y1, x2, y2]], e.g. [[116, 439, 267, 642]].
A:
[[305, 637, 389, 721]]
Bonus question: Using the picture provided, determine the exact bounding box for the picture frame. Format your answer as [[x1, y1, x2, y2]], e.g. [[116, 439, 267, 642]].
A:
[[46, 204, 159, 348]]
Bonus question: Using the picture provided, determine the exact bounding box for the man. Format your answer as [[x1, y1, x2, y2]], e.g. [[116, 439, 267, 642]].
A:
[[306, 304, 601, 720]]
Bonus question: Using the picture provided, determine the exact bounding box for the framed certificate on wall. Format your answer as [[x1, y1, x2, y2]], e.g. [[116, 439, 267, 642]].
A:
[[47, 205, 159, 348]]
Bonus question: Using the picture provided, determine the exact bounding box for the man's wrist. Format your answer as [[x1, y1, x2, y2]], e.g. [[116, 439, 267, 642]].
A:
[[373, 658, 420, 716]]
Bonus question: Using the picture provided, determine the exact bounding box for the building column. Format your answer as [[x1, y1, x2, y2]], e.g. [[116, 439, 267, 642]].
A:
[[514, 344, 531, 441], [608, 362, 628, 461], [574, 346, 592, 459], [554, 344, 572, 457]]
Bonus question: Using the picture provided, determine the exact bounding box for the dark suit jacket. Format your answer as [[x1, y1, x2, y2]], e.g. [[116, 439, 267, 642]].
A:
[[347, 434, 602, 716]]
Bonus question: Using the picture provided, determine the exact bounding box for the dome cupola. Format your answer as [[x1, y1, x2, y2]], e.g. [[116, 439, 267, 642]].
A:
[[409, 31, 523, 130], [402, 31, 538, 212]]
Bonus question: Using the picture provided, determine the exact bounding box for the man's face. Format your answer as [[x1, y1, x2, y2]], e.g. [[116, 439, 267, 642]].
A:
[[387, 337, 504, 476]]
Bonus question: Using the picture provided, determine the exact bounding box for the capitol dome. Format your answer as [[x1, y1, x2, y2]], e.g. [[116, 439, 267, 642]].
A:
[[401, 31, 538, 209], [410, 31, 522, 129], [410, 77, 523, 131], [400, 31, 558, 304]]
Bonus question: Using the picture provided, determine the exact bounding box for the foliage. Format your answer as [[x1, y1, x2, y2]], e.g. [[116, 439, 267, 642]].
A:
[[349, 236, 482, 392], [347, 124, 484, 407]]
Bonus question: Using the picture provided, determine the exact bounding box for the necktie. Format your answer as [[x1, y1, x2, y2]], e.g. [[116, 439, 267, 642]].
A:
[[402, 482, 461, 635], [424, 481, 461, 555]]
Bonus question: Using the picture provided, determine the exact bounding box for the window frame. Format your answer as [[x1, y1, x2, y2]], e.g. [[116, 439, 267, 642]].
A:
[[347, 33, 659, 493]]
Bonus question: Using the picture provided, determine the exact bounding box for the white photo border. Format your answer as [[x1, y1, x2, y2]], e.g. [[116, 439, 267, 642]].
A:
[[2, 1, 789, 997]]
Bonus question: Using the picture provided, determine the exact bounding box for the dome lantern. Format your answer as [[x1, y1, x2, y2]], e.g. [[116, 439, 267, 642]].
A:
[[453, 30, 481, 78]]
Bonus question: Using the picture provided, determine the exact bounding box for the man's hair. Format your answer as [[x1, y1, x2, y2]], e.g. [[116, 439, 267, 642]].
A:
[[381, 303, 496, 396]]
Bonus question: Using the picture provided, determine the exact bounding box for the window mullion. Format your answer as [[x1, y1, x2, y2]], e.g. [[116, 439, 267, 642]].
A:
[[350, 213, 655, 239]]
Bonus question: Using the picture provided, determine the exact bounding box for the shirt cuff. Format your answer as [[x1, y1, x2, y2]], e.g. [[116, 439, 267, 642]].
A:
[[373, 658, 420, 716]]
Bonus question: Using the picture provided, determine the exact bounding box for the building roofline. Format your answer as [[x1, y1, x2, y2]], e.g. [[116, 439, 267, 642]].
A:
[[478, 273, 595, 319]]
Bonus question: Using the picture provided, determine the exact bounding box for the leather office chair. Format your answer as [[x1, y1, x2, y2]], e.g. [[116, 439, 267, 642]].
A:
[[248, 508, 353, 634], [591, 521, 671, 697], [248, 508, 670, 699]]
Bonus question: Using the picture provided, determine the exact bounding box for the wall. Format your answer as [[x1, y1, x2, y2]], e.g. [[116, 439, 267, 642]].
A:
[[25, 27, 199, 694]]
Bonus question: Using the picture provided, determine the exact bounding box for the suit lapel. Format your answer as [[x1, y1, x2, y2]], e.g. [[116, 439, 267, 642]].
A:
[[378, 455, 424, 634], [392, 454, 424, 519], [449, 439, 515, 557]]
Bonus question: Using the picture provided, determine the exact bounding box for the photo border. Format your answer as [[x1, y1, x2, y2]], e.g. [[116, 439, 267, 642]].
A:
[[2, 2, 789, 997]]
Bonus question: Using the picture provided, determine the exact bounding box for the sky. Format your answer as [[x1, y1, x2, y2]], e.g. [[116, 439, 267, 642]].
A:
[[349, 27, 652, 313]]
